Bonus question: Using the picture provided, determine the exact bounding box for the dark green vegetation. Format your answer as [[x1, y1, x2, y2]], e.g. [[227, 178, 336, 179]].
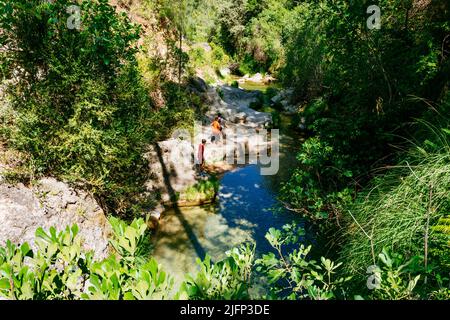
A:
[[1, 0, 450, 300], [273, 0, 450, 299]]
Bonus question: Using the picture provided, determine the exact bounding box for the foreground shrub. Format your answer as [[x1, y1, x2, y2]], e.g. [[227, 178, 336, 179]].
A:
[[0, 219, 440, 300], [0, 218, 173, 300], [256, 223, 351, 300], [182, 243, 255, 300]]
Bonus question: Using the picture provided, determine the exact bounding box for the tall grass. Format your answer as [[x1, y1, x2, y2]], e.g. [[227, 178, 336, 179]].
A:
[[339, 119, 450, 279]]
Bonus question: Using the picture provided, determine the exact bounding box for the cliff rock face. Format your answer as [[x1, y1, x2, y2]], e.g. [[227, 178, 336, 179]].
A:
[[0, 178, 111, 260]]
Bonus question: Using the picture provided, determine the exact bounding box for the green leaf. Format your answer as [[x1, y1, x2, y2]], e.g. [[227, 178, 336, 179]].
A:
[[0, 278, 10, 290], [20, 243, 32, 258], [343, 170, 353, 178], [441, 128, 450, 136]]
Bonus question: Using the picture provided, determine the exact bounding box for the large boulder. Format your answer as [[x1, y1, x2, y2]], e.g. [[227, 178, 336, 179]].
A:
[[248, 73, 263, 82], [0, 178, 111, 260], [271, 88, 294, 104], [145, 139, 198, 203]]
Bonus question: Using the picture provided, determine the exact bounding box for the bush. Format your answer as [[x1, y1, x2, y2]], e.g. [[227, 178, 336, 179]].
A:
[[0, 219, 255, 300], [216, 87, 224, 100], [249, 93, 265, 111], [365, 249, 421, 300], [0, 220, 439, 300], [149, 81, 199, 141], [270, 111, 281, 129], [182, 243, 255, 300], [180, 177, 219, 203], [265, 87, 279, 100], [187, 42, 231, 81], [256, 223, 351, 300], [280, 137, 354, 220]]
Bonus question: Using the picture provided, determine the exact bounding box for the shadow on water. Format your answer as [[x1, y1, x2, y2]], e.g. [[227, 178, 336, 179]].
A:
[[153, 143, 207, 261]]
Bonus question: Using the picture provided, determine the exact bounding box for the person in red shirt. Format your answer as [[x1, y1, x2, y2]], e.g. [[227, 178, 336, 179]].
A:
[[197, 139, 206, 172]]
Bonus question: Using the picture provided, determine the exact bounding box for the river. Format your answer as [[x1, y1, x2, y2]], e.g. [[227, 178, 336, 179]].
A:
[[151, 118, 309, 291]]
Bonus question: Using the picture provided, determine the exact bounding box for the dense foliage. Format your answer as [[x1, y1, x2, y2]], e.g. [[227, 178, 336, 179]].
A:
[[1, 0, 450, 300], [185, 0, 450, 299], [275, 0, 450, 299], [0, 0, 206, 217]]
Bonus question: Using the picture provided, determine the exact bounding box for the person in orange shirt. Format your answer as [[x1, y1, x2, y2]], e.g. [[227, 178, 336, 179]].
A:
[[211, 116, 222, 143]]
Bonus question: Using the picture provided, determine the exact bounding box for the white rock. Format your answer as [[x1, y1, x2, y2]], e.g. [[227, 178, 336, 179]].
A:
[[219, 67, 231, 77], [234, 112, 247, 123], [248, 73, 263, 82]]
